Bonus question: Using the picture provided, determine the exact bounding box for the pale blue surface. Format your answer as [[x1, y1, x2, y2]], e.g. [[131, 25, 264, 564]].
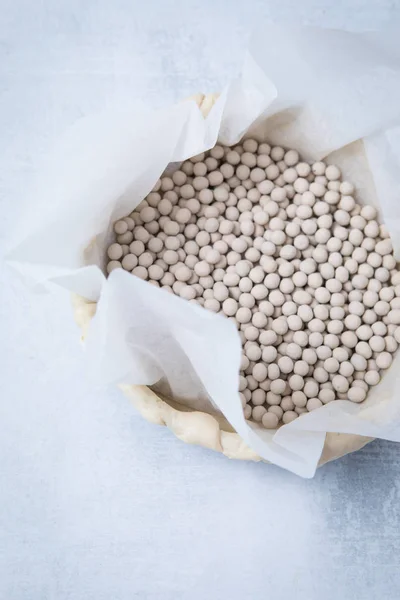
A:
[[1, 2, 400, 599]]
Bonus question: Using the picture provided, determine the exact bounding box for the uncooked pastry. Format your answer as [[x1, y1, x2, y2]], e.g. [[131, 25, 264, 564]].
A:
[[71, 93, 373, 467]]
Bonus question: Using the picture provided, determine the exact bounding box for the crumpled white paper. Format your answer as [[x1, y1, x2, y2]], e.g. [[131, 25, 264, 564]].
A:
[[8, 23, 400, 477]]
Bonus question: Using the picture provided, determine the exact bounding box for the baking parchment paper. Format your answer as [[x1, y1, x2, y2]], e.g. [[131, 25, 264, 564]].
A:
[[8, 23, 400, 477]]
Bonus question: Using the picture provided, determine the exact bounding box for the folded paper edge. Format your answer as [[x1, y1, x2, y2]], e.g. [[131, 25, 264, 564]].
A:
[[71, 292, 373, 467]]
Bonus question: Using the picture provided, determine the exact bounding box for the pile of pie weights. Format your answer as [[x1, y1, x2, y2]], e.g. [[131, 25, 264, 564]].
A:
[[106, 140, 400, 430]]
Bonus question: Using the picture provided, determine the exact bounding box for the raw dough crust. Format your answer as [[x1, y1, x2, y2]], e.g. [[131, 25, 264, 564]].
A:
[[71, 93, 373, 467]]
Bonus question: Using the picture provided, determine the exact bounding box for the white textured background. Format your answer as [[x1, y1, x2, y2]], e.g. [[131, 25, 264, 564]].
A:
[[2, 2, 400, 599]]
